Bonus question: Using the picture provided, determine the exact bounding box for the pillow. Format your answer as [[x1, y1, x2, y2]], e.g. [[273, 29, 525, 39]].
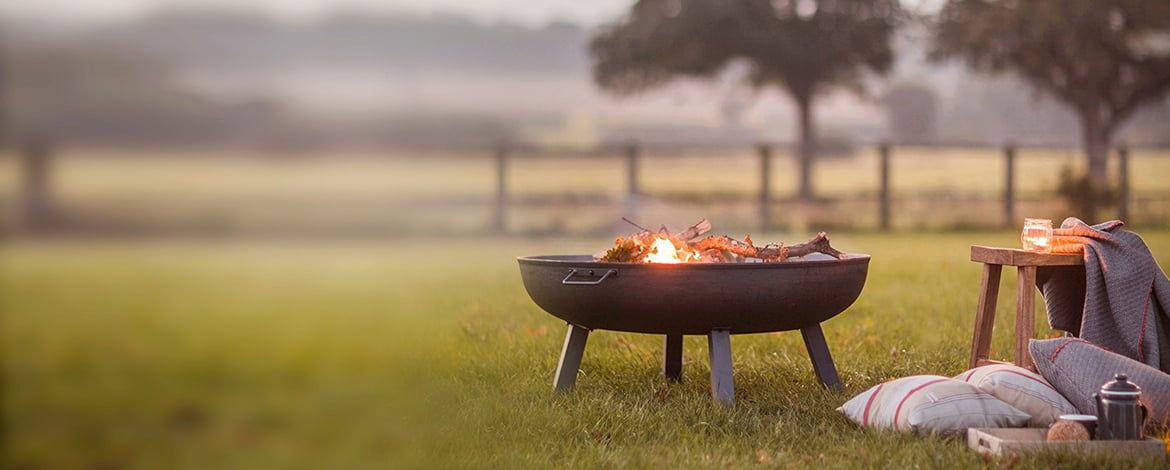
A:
[[954, 363, 1077, 427], [1030, 338, 1170, 424], [837, 375, 1031, 435]]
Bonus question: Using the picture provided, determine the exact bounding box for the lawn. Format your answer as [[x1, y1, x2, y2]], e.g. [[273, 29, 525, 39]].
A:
[[3, 231, 1170, 468]]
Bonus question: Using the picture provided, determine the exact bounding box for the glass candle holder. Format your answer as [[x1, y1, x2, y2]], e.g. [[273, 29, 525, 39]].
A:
[[1021, 218, 1053, 253]]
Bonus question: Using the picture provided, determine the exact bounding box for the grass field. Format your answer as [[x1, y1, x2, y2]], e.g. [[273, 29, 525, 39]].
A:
[[4, 230, 1169, 468]]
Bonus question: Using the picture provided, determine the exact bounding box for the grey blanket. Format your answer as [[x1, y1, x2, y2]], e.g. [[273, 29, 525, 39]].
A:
[[1036, 218, 1170, 373]]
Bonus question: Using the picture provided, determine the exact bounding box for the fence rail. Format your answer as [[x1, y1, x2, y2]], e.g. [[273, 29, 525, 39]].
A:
[[5, 139, 1167, 235], [486, 141, 1153, 234]]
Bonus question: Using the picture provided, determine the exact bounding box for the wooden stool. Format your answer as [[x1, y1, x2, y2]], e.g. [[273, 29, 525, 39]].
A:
[[969, 246, 1082, 370]]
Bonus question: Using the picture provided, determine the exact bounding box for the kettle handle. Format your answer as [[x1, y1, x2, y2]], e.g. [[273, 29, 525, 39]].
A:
[[1093, 393, 1109, 440]]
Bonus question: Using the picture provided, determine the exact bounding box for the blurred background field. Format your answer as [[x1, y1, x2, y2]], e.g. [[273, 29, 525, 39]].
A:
[[2, 146, 1169, 236], [3, 1, 1168, 237]]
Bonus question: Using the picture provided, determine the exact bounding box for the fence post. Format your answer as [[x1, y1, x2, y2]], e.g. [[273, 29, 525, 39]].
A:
[[21, 139, 54, 229], [1003, 143, 1016, 228], [625, 142, 640, 220], [878, 142, 891, 231], [0, 27, 6, 151], [493, 141, 508, 234], [1117, 145, 1129, 222], [758, 144, 772, 232]]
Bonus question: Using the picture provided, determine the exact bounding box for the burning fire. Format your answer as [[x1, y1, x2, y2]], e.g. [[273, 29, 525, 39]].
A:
[[596, 218, 843, 264], [644, 237, 698, 264], [646, 237, 681, 263]]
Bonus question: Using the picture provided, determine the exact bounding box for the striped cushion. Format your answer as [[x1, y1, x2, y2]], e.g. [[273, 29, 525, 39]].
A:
[[954, 364, 1077, 427], [1030, 338, 1170, 424], [837, 375, 1030, 435]]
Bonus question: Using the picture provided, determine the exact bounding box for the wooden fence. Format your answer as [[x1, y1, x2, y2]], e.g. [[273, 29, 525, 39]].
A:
[[6, 140, 1160, 234], [487, 141, 1145, 234]]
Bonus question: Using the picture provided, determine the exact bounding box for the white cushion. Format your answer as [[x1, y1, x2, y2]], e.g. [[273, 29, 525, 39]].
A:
[[954, 363, 1077, 427], [837, 375, 1031, 435]]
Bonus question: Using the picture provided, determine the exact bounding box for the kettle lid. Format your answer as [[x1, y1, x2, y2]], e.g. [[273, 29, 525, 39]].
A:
[[1100, 373, 1142, 397]]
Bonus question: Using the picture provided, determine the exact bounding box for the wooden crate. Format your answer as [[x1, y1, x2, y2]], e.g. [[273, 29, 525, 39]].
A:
[[968, 428, 1166, 459]]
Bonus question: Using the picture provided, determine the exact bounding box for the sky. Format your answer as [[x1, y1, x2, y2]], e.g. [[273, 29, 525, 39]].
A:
[[0, 0, 943, 26], [0, 0, 635, 26]]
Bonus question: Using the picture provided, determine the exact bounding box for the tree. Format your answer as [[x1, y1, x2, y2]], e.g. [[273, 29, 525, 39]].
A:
[[931, 0, 1170, 185], [880, 82, 938, 144], [590, 0, 902, 201]]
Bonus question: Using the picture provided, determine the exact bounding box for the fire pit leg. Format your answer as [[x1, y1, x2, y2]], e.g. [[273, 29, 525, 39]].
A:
[[554, 324, 589, 392], [663, 334, 683, 382], [800, 325, 841, 390], [707, 330, 735, 404]]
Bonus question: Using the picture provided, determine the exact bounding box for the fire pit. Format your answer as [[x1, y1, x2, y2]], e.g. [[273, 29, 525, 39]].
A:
[[517, 252, 869, 404]]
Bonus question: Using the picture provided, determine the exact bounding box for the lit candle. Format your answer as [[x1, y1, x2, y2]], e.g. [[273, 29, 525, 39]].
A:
[[1021, 218, 1053, 253]]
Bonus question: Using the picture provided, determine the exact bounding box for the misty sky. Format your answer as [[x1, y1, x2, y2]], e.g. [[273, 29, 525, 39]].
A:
[[0, 0, 634, 26], [0, 0, 943, 26]]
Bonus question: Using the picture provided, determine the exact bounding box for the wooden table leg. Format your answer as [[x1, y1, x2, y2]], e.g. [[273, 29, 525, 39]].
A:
[[801, 325, 841, 390], [1016, 266, 1037, 370], [554, 324, 589, 391], [707, 330, 734, 405], [663, 333, 683, 382], [970, 263, 1003, 368]]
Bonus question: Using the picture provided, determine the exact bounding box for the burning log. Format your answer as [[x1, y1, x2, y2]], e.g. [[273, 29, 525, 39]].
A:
[[675, 218, 713, 241], [689, 236, 788, 260], [597, 219, 844, 263]]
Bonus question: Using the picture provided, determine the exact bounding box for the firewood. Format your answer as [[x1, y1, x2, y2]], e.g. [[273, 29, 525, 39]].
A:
[[675, 219, 712, 241], [600, 236, 649, 262], [687, 232, 842, 262], [689, 236, 789, 261], [597, 219, 844, 263], [786, 232, 844, 259]]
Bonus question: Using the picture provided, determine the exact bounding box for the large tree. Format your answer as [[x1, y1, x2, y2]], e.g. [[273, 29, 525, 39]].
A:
[[931, 0, 1170, 185], [591, 0, 902, 201]]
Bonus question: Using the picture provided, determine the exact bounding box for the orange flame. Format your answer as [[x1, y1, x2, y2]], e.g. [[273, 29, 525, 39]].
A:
[[645, 238, 682, 263], [643, 237, 700, 263]]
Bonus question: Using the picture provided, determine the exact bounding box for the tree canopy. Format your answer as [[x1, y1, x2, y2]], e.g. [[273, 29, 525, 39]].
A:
[[591, 0, 903, 200], [931, 0, 1170, 184]]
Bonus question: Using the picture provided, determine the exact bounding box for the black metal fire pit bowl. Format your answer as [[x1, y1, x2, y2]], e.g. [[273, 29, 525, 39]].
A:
[[517, 253, 870, 404]]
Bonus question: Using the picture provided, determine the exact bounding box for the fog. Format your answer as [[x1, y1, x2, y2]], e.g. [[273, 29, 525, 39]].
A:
[[4, 3, 1167, 152]]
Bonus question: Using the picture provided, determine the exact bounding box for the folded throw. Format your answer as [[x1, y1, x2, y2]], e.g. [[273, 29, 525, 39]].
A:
[[1036, 217, 1170, 373]]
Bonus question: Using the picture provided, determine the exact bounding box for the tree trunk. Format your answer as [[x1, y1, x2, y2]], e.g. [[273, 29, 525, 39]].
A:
[[1080, 114, 1111, 187], [796, 94, 816, 202]]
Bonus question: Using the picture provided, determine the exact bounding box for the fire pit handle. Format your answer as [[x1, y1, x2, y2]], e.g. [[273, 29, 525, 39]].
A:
[[562, 269, 617, 285]]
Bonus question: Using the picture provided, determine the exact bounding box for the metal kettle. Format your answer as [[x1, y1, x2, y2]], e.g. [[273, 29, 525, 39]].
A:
[[1093, 373, 1146, 440]]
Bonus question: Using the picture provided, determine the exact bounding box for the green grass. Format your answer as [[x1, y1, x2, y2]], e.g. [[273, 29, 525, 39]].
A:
[[4, 231, 1170, 468]]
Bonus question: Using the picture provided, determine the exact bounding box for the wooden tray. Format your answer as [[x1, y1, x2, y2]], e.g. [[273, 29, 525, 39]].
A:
[[968, 428, 1166, 459]]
